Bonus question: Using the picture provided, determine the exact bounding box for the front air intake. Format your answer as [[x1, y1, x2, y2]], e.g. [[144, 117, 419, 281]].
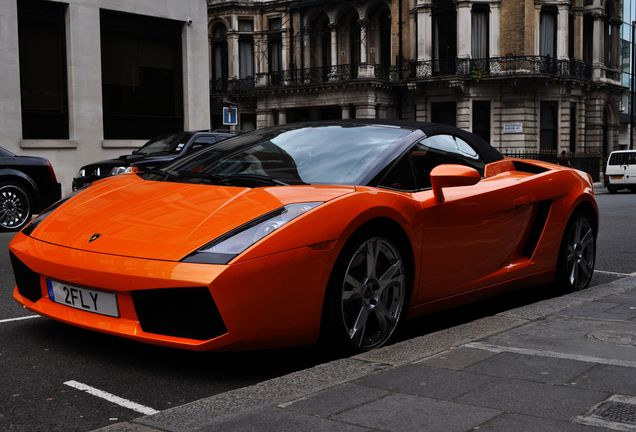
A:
[[9, 252, 42, 303], [132, 287, 227, 340]]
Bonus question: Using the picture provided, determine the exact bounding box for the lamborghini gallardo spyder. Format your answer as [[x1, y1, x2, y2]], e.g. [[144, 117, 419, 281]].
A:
[[10, 120, 597, 352]]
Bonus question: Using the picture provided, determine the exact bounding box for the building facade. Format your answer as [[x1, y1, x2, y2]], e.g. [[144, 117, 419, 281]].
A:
[[0, 0, 210, 193], [208, 0, 630, 161]]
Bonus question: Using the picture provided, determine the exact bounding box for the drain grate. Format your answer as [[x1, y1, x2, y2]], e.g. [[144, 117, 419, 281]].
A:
[[575, 395, 636, 431], [597, 402, 636, 425]]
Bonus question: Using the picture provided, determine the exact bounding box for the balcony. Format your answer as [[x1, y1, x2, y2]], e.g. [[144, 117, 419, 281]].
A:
[[210, 56, 594, 96], [407, 56, 593, 81]]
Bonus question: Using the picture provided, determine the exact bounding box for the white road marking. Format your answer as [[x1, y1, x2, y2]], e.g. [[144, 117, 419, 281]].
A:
[[464, 342, 636, 369], [0, 315, 40, 324], [594, 269, 634, 277], [64, 380, 159, 415]]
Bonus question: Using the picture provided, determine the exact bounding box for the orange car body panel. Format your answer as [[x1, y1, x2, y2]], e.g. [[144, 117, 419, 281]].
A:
[[11, 159, 597, 350]]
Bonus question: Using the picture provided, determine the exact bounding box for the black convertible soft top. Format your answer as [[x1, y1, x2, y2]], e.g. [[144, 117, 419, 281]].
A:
[[324, 119, 504, 165]]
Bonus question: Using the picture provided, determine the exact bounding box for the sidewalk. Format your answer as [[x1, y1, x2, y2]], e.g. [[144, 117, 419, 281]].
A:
[[98, 276, 636, 432]]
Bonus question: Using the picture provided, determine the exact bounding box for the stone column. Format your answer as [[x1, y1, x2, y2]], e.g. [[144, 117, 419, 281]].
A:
[[359, 19, 368, 64], [303, 26, 312, 70], [610, 20, 620, 71], [592, 11, 604, 79], [409, 11, 417, 61], [416, 5, 432, 61], [281, 13, 290, 71], [456, 1, 471, 59], [356, 104, 376, 119], [278, 109, 287, 125], [573, 7, 583, 60], [489, 3, 500, 57], [341, 105, 351, 119], [557, 4, 569, 60], [227, 33, 239, 78], [329, 23, 338, 66]]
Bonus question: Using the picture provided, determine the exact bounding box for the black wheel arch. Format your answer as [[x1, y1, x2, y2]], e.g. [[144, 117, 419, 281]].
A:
[[0, 171, 37, 205]]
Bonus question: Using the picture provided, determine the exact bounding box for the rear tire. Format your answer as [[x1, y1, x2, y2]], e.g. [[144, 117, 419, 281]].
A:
[[555, 212, 596, 293], [0, 182, 32, 232], [607, 186, 617, 194], [321, 232, 409, 354]]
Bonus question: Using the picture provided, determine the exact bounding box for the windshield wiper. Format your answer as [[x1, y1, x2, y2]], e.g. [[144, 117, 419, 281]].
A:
[[177, 171, 289, 186], [141, 168, 181, 182]]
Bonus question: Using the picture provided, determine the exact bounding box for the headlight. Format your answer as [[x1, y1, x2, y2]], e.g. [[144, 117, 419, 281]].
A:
[[110, 166, 133, 176], [183, 202, 322, 264]]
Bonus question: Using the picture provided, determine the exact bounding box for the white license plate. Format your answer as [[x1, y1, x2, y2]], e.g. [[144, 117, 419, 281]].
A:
[[46, 279, 119, 317]]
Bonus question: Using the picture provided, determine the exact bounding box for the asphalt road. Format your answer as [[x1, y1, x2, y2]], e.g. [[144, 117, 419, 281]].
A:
[[1, 190, 635, 432]]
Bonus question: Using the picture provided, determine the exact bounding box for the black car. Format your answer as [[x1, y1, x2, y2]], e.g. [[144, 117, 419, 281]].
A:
[[72, 130, 237, 191], [0, 146, 61, 232]]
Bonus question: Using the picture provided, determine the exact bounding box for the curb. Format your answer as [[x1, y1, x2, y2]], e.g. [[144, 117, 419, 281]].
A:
[[95, 275, 636, 432]]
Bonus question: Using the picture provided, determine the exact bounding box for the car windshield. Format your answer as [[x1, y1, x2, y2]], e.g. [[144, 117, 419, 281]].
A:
[[0, 146, 15, 157], [133, 132, 194, 155], [143, 124, 413, 186]]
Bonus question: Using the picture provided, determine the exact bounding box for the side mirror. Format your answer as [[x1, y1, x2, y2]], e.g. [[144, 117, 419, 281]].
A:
[[430, 164, 481, 203]]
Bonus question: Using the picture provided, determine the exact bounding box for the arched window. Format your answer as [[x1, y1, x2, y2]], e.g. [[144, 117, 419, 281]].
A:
[[212, 23, 228, 85]]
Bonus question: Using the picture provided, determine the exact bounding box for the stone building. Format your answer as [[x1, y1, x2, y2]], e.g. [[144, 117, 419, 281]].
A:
[[208, 0, 630, 160], [0, 0, 210, 193]]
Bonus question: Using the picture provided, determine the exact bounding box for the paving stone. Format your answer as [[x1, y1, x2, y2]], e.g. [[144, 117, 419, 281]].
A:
[[354, 363, 495, 400], [476, 413, 605, 431], [417, 347, 497, 371], [201, 407, 369, 432], [568, 364, 636, 396], [465, 352, 593, 385], [478, 316, 636, 366], [281, 383, 390, 417], [332, 393, 500, 432], [456, 380, 609, 421], [559, 302, 636, 321]]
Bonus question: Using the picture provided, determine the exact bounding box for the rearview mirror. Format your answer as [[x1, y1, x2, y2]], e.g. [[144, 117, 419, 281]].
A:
[[430, 164, 481, 203]]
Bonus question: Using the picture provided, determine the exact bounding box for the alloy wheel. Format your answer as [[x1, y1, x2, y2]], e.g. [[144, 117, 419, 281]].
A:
[[565, 216, 595, 291], [340, 237, 405, 350], [0, 185, 30, 230]]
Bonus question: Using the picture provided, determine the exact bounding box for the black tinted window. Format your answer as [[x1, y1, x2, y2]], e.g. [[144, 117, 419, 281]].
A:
[[378, 155, 417, 191], [608, 152, 636, 166], [410, 134, 484, 189]]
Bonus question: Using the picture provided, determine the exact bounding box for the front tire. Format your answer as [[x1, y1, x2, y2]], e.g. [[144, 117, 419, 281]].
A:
[[0, 182, 32, 232], [556, 212, 596, 293], [322, 234, 408, 353]]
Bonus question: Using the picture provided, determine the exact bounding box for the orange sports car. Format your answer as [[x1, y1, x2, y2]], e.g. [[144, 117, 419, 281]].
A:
[[10, 120, 597, 352]]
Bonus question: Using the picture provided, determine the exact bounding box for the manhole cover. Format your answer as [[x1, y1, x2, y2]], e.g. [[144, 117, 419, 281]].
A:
[[588, 330, 636, 347], [575, 395, 636, 431]]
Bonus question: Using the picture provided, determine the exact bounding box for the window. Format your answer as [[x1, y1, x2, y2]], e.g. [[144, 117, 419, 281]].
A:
[[471, 4, 489, 60], [378, 155, 417, 191], [583, 14, 593, 64], [238, 20, 254, 80], [268, 17, 283, 82], [539, 7, 557, 58], [190, 135, 219, 152], [18, 0, 69, 139], [540, 101, 558, 151], [100, 10, 183, 139], [410, 134, 484, 189], [212, 23, 228, 88], [473, 101, 491, 143], [569, 104, 577, 153], [431, 102, 457, 127], [433, 0, 457, 75]]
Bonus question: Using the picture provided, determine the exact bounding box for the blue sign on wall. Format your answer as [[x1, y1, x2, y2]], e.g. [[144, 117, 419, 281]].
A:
[[223, 107, 238, 125]]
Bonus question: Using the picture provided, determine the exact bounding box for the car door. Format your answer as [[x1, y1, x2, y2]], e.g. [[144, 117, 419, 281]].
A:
[[406, 135, 534, 304]]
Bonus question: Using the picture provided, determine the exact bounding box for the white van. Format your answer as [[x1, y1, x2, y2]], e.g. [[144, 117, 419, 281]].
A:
[[605, 150, 636, 193]]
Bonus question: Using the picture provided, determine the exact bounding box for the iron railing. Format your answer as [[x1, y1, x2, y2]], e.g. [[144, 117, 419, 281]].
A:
[[408, 56, 593, 80], [502, 149, 601, 182], [211, 57, 595, 94]]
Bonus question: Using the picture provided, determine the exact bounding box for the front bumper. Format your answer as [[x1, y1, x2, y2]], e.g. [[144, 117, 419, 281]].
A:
[[10, 233, 333, 351]]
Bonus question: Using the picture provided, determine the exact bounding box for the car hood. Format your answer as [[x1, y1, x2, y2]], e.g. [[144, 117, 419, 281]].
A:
[[31, 175, 354, 261]]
